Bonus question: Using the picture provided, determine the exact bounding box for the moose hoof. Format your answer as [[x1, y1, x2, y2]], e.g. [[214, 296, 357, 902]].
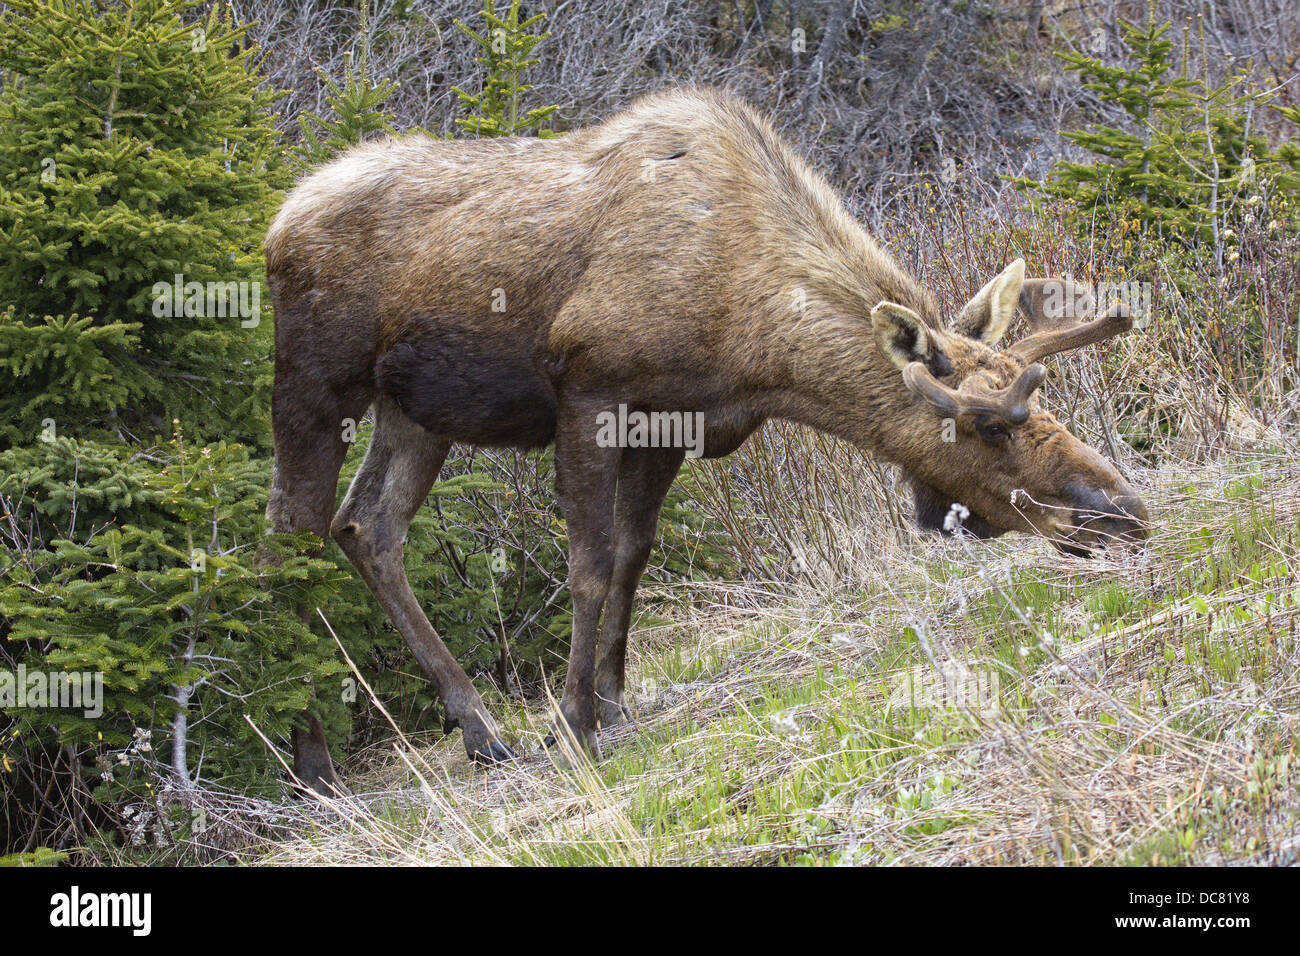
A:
[[455, 711, 515, 765], [469, 739, 518, 765], [543, 722, 600, 763], [294, 772, 349, 799], [596, 695, 630, 728]]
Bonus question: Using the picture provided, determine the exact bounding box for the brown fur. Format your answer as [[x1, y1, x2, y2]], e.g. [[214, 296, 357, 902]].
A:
[[264, 87, 1146, 782]]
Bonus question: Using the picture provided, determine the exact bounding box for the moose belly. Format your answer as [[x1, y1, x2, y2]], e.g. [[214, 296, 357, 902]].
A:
[[375, 323, 558, 449]]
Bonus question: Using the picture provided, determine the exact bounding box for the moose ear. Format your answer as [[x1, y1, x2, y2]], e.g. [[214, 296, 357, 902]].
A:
[[871, 302, 945, 371], [953, 258, 1026, 344]]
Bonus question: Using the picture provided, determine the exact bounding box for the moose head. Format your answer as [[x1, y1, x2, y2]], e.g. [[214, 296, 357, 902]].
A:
[[871, 259, 1148, 556]]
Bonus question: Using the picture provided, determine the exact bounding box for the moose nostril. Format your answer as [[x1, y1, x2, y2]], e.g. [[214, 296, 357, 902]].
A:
[[1065, 482, 1149, 541], [1115, 493, 1148, 527], [1103, 493, 1150, 541], [1065, 482, 1112, 516]]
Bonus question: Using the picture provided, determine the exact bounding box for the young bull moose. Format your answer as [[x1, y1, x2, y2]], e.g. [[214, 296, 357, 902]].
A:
[[264, 87, 1147, 790]]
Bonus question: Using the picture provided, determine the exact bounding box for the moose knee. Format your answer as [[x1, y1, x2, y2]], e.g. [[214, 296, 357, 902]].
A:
[[329, 514, 359, 543], [329, 507, 381, 554], [569, 549, 616, 606], [333, 503, 410, 558], [329, 514, 367, 561]]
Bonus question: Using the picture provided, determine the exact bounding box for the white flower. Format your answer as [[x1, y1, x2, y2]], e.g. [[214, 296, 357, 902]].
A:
[[769, 711, 800, 736], [942, 502, 971, 532]]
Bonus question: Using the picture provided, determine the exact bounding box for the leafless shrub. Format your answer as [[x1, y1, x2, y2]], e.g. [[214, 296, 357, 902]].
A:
[[233, 2, 1298, 218]]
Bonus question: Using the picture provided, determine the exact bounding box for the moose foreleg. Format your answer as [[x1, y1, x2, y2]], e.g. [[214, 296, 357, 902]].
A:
[[550, 397, 621, 758], [593, 447, 685, 728]]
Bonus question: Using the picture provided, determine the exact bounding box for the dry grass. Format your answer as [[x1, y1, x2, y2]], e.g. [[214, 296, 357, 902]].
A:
[[172, 438, 1300, 867], [165, 119, 1300, 867], [164, 175, 1300, 866]]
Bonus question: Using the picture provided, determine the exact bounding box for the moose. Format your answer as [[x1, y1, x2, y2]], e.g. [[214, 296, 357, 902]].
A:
[[264, 87, 1147, 791]]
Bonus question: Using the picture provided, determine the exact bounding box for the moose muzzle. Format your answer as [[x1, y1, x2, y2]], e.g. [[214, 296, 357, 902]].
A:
[[1056, 480, 1149, 556]]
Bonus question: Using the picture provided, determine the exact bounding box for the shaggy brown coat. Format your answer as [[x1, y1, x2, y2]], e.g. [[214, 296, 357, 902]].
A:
[[265, 87, 1145, 784]]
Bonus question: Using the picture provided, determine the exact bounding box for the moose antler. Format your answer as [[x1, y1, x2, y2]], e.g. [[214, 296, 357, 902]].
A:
[[903, 361, 1048, 425], [1008, 302, 1134, 364]]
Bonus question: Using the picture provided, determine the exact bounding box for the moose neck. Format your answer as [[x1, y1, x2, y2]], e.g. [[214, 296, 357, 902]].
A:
[[747, 219, 940, 461]]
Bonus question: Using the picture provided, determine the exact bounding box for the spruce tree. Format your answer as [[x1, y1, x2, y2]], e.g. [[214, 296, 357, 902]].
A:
[[0, 0, 313, 855], [0, 0, 289, 449], [296, 1, 400, 166], [452, 0, 557, 138], [1015, 9, 1299, 249]]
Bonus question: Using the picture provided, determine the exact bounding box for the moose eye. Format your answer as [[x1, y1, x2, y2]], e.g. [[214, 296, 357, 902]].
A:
[[975, 420, 1011, 445]]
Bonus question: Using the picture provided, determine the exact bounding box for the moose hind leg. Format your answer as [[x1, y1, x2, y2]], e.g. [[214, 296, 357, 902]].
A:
[[269, 447, 350, 793], [330, 397, 516, 764], [266, 385, 369, 795], [594, 447, 685, 728]]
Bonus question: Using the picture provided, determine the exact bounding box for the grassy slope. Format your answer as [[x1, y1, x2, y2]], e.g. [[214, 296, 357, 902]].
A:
[[221, 451, 1300, 866]]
